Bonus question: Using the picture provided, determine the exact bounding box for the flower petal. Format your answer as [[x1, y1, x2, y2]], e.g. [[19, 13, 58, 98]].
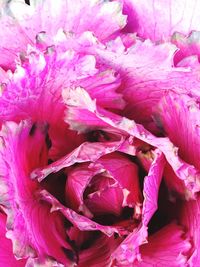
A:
[[78, 235, 120, 267], [135, 223, 191, 266], [0, 212, 26, 267], [142, 150, 165, 227], [179, 196, 200, 265], [93, 39, 200, 127], [30, 0, 126, 42], [65, 163, 104, 215], [31, 139, 125, 182], [0, 44, 125, 159], [0, 0, 126, 69], [63, 86, 200, 195], [111, 149, 165, 265], [155, 92, 200, 171], [122, 0, 200, 42], [40, 189, 128, 237], [172, 31, 200, 65], [97, 152, 142, 208], [0, 121, 76, 265]]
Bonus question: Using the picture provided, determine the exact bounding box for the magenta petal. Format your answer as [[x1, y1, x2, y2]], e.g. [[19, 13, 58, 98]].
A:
[[156, 92, 200, 171], [65, 163, 103, 214], [78, 235, 120, 267], [80, 69, 125, 110], [122, 0, 200, 42], [142, 150, 165, 226], [31, 139, 125, 182], [0, 121, 76, 265], [85, 186, 124, 217], [111, 149, 165, 265], [97, 152, 142, 208], [136, 223, 191, 266], [84, 173, 124, 216], [66, 164, 124, 217], [63, 87, 200, 195], [40, 189, 128, 237], [164, 163, 189, 198], [179, 196, 200, 265], [65, 151, 140, 217], [0, 212, 26, 267]]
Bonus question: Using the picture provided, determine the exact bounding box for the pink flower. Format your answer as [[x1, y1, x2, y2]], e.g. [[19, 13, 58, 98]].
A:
[[0, 0, 200, 266]]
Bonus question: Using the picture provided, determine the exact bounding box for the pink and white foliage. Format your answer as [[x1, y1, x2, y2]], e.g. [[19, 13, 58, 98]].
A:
[[0, 0, 200, 266]]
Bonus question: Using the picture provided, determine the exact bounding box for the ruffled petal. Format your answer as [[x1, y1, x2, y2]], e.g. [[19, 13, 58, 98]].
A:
[[0, 0, 126, 69], [0, 212, 26, 267], [40, 189, 129, 237], [93, 39, 200, 126], [0, 121, 76, 265], [64, 151, 141, 218], [31, 138, 125, 182], [142, 150, 165, 227], [172, 31, 200, 65], [122, 0, 200, 42], [63, 86, 200, 195], [0, 44, 125, 159]]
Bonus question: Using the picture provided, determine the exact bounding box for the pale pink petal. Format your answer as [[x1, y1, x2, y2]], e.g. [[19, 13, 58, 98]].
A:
[[0, 1, 33, 70], [122, 0, 200, 42], [94, 39, 200, 126], [179, 195, 200, 266], [0, 0, 126, 69], [135, 223, 191, 266], [29, 0, 126, 42], [0, 212, 26, 267], [63, 87, 200, 195], [0, 121, 76, 265], [172, 31, 200, 65]]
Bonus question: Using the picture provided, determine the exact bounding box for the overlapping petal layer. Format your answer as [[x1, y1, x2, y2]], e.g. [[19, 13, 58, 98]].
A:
[[0, 0, 126, 69], [122, 0, 200, 42], [91, 39, 200, 127], [62, 86, 200, 195], [0, 121, 77, 266], [0, 0, 199, 266], [0, 212, 26, 267]]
